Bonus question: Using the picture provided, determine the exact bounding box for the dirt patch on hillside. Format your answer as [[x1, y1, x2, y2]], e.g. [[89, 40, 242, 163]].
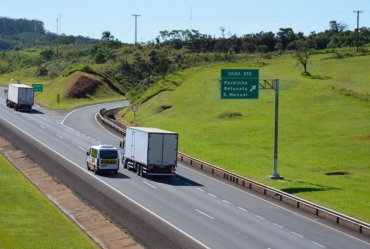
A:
[[67, 72, 100, 98]]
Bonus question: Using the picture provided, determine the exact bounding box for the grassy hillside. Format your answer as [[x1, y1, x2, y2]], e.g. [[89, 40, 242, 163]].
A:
[[123, 51, 370, 223], [0, 72, 124, 109]]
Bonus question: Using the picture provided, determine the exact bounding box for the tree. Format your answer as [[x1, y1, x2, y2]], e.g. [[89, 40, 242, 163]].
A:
[[277, 28, 296, 50], [219, 27, 225, 38], [101, 31, 114, 41], [40, 49, 54, 61], [329, 20, 348, 33], [290, 40, 316, 74]]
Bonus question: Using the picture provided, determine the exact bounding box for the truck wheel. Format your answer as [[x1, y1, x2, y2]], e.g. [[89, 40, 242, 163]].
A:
[[137, 165, 142, 176], [13, 104, 18, 111], [122, 158, 127, 169], [113, 170, 118, 175], [93, 166, 98, 175], [86, 162, 90, 171]]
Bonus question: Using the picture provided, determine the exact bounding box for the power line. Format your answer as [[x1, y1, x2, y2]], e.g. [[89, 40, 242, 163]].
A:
[[144, 10, 352, 19], [132, 14, 140, 45], [353, 10, 363, 52]]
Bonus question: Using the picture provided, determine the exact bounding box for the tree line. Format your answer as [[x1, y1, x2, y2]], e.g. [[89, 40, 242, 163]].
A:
[[0, 17, 99, 50], [150, 21, 370, 53]]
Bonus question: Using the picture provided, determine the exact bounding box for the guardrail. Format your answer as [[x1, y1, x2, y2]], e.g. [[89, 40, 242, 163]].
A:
[[98, 108, 126, 135], [98, 108, 370, 237]]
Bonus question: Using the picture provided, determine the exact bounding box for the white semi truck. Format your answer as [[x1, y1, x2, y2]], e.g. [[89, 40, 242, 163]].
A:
[[120, 127, 178, 177], [5, 83, 34, 111]]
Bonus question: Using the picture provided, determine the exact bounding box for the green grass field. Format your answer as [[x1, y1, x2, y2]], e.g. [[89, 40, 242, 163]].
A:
[[0, 154, 99, 249], [123, 51, 370, 223]]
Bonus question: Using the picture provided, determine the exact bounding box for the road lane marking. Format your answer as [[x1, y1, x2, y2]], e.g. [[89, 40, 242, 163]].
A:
[[311, 241, 325, 248], [291, 232, 303, 238], [196, 188, 204, 192], [40, 126, 45, 129], [222, 200, 231, 204], [143, 181, 157, 189], [207, 193, 217, 198], [57, 135, 63, 139], [79, 146, 86, 151], [273, 223, 284, 229], [238, 207, 248, 212], [196, 209, 214, 219], [255, 215, 265, 220]]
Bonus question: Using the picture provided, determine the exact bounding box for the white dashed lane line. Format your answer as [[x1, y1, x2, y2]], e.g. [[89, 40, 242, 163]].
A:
[[311, 241, 325, 248], [40, 126, 45, 129], [207, 193, 217, 198], [255, 215, 266, 220], [195, 209, 214, 219], [291, 232, 304, 238], [222, 200, 231, 204], [57, 134, 63, 139], [143, 181, 157, 189], [196, 188, 204, 192], [79, 146, 86, 151], [273, 223, 284, 229], [238, 207, 248, 212]]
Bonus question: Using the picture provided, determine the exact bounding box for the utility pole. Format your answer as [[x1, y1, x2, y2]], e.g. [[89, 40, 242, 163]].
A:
[[132, 14, 140, 45], [353, 10, 363, 52]]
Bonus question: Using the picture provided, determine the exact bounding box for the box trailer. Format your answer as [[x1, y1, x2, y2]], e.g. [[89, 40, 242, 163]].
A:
[[120, 127, 178, 177], [6, 83, 34, 111]]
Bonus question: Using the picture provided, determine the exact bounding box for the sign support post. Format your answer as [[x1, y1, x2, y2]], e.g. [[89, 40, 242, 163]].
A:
[[270, 79, 283, 179]]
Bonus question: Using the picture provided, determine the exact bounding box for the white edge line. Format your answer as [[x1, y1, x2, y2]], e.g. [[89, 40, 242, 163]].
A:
[[0, 116, 210, 249]]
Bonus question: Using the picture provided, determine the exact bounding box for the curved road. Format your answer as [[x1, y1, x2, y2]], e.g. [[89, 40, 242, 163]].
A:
[[1, 87, 369, 249]]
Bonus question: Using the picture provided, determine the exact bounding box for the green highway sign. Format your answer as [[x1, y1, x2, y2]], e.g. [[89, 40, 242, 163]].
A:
[[32, 84, 43, 92], [220, 69, 259, 99]]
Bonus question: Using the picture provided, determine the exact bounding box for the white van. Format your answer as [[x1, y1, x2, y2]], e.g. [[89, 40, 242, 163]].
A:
[[86, 145, 119, 175]]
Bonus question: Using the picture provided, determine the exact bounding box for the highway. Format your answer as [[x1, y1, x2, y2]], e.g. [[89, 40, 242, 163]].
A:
[[1, 87, 369, 249]]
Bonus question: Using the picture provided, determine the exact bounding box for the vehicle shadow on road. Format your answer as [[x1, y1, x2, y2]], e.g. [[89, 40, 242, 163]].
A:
[[97, 171, 131, 179], [147, 174, 204, 187], [27, 109, 44, 114]]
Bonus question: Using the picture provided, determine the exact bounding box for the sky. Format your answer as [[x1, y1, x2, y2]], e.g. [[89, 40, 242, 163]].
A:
[[2, 0, 369, 44]]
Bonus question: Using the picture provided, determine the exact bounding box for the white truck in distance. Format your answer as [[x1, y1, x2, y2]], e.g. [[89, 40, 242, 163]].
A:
[[120, 127, 178, 177], [5, 83, 34, 111]]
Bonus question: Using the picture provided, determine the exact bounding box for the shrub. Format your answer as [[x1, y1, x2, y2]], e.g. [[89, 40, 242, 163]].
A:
[[62, 63, 95, 77]]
